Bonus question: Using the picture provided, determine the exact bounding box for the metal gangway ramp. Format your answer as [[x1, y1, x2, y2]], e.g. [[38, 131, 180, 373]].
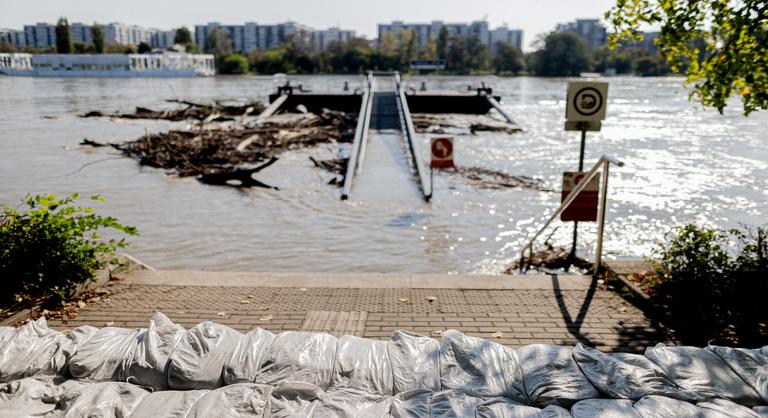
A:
[[341, 72, 431, 202]]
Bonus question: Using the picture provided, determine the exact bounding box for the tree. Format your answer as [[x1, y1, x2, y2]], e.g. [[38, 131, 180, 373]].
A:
[[55, 17, 73, 54], [137, 42, 152, 54], [493, 42, 525, 75], [420, 35, 438, 60], [446, 35, 491, 74], [174, 27, 193, 45], [607, 0, 768, 115], [0, 41, 17, 53], [530, 32, 593, 76], [91, 24, 104, 53], [436, 26, 449, 60], [204, 28, 234, 64], [219, 54, 249, 74]]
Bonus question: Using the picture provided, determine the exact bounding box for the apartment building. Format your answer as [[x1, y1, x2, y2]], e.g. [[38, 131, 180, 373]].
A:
[[378, 20, 522, 51], [554, 19, 608, 50]]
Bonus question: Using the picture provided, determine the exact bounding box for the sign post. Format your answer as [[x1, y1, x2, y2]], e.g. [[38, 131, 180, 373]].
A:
[[430, 137, 454, 196], [564, 81, 608, 260]]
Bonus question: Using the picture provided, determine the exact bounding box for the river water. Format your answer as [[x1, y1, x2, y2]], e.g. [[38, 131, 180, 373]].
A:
[[1, 75, 766, 273]]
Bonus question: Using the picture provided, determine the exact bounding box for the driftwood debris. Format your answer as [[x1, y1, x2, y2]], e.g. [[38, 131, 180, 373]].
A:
[[411, 113, 523, 134], [505, 244, 593, 273], [310, 156, 348, 186], [444, 166, 552, 191], [112, 109, 356, 188], [80, 99, 266, 122]]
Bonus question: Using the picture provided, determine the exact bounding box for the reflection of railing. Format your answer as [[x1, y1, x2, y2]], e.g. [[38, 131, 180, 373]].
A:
[[341, 73, 374, 200], [518, 155, 624, 274], [394, 72, 432, 201]]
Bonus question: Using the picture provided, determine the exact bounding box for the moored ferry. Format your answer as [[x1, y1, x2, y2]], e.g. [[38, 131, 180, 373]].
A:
[[0, 52, 215, 77]]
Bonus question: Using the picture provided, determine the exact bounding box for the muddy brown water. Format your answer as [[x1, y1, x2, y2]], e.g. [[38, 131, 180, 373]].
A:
[[1, 75, 766, 273]]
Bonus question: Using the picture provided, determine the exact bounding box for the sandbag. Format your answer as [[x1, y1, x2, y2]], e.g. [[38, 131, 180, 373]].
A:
[[709, 346, 768, 403], [570, 399, 641, 418], [429, 390, 485, 417], [390, 389, 431, 418], [572, 344, 699, 401], [269, 381, 322, 418], [0, 317, 76, 382], [333, 335, 393, 395], [696, 398, 763, 418], [123, 312, 184, 390], [255, 331, 338, 390], [223, 327, 275, 385], [753, 406, 768, 418], [0, 376, 60, 418], [517, 344, 599, 408], [476, 398, 572, 418], [186, 383, 273, 417], [387, 331, 440, 393], [0, 328, 16, 346], [68, 326, 143, 381], [314, 387, 393, 418], [632, 395, 702, 418], [439, 330, 527, 402], [645, 344, 762, 405], [129, 389, 208, 417], [56, 381, 149, 418], [167, 321, 242, 390]]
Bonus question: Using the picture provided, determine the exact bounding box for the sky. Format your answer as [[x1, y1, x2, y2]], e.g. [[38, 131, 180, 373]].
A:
[[0, 0, 617, 51]]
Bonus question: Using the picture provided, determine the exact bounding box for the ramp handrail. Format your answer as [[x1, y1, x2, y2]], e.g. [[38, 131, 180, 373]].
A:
[[518, 155, 624, 274], [341, 73, 374, 200], [394, 72, 432, 201]]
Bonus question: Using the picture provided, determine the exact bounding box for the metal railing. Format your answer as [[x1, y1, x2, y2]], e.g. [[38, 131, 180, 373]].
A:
[[341, 73, 374, 200], [518, 155, 624, 274], [394, 72, 432, 201]]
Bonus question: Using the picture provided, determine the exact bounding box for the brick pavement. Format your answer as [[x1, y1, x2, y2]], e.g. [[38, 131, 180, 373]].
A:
[[46, 280, 669, 353]]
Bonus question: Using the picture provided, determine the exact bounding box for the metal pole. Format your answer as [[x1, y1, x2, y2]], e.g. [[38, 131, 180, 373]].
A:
[[594, 161, 610, 273], [570, 128, 587, 260]]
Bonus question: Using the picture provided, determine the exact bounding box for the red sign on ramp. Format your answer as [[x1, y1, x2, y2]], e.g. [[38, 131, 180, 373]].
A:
[[431, 137, 454, 169], [561, 171, 600, 222]]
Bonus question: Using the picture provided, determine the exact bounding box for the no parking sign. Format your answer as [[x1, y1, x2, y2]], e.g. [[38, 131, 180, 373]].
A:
[[430, 137, 454, 169], [566, 81, 608, 125]]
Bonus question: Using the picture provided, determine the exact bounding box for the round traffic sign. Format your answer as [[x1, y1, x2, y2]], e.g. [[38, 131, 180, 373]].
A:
[[431, 138, 453, 159], [572, 87, 603, 117]]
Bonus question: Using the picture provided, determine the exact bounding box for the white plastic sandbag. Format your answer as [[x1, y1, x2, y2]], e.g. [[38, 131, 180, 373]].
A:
[[332, 335, 393, 395], [0, 376, 60, 418], [390, 389, 431, 418], [429, 390, 485, 417], [56, 381, 149, 418], [570, 399, 641, 418], [123, 312, 185, 390], [709, 346, 768, 404], [476, 398, 572, 418], [186, 383, 273, 417], [632, 395, 702, 418], [517, 344, 599, 408], [255, 331, 338, 390], [129, 389, 209, 418], [223, 328, 275, 385], [439, 330, 527, 402], [696, 398, 763, 418], [0, 317, 76, 382], [645, 344, 762, 405], [269, 381, 322, 418], [68, 326, 143, 381], [572, 344, 699, 401], [314, 387, 393, 418], [167, 321, 243, 390], [387, 331, 440, 393]]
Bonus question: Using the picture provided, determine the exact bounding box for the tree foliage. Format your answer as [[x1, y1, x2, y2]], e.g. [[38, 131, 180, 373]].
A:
[[529, 31, 593, 76], [91, 24, 104, 53], [137, 42, 152, 54], [606, 0, 768, 115], [204, 28, 234, 64], [493, 42, 525, 74], [0, 194, 138, 305], [174, 27, 193, 45], [55, 17, 73, 54], [0, 41, 17, 53], [219, 54, 249, 74]]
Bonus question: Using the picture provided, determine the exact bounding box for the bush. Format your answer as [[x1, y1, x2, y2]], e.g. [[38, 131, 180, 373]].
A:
[[651, 224, 767, 345], [0, 194, 138, 305], [219, 54, 249, 75]]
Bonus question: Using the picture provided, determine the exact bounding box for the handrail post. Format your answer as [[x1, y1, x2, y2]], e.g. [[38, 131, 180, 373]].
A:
[[594, 160, 611, 273]]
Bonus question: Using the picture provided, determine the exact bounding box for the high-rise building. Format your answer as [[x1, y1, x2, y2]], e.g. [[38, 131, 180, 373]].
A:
[[24, 23, 57, 50], [0, 29, 27, 49], [554, 19, 607, 50], [194, 22, 324, 54], [311, 27, 356, 51], [489, 26, 523, 50], [377, 20, 522, 51]]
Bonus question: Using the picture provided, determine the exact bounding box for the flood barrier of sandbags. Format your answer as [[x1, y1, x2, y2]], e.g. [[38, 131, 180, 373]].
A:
[[0, 312, 766, 417]]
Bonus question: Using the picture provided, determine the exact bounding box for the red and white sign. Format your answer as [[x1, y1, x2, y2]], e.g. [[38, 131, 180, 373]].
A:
[[561, 171, 600, 222], [431, 137, 454, 169]]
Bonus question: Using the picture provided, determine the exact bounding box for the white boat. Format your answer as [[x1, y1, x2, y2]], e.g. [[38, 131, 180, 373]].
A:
[[0, 52, 215, 77]]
